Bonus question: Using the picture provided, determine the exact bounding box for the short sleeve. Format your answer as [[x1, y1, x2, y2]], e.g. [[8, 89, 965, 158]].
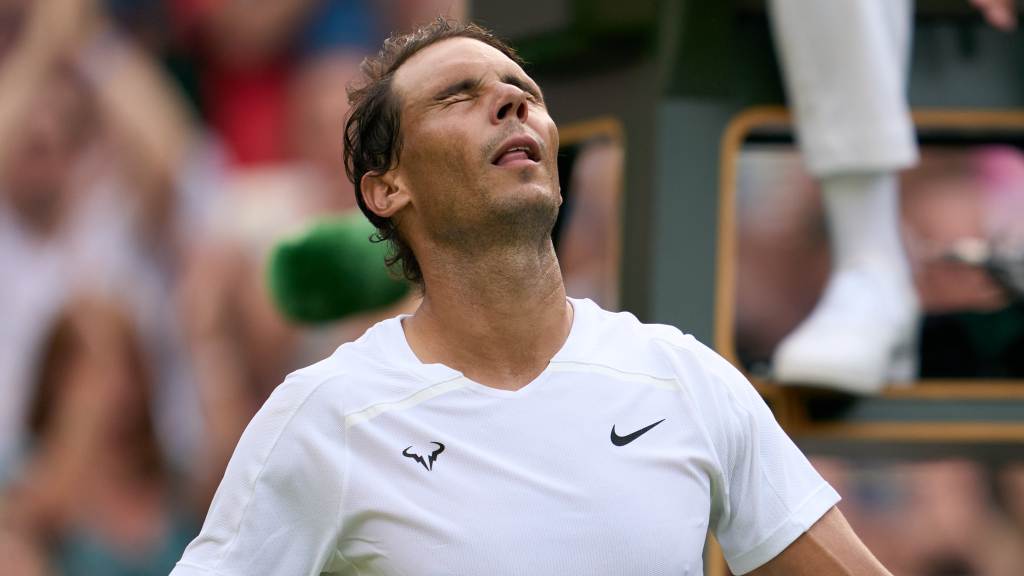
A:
[[171, 372, 347, 576], [673, 336, 840, 575]]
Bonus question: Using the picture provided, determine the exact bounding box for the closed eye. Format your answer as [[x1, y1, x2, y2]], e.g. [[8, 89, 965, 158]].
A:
[[432, 77, 483, 102], [443, 94, 475, 105]]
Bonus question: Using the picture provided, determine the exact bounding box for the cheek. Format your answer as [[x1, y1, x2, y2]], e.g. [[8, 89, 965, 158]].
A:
[[404, 125, 479, 186], [543, 115, 559, 149], [528, 108, 558, 150]]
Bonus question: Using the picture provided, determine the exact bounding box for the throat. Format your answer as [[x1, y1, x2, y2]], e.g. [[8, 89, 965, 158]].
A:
[[403, 284, 573, 392]]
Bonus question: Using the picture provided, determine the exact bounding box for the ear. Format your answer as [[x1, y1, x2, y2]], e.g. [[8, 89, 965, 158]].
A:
[[360, 170, 410, 219]]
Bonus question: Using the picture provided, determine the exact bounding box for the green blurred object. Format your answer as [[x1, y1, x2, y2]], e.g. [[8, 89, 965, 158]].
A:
[[267, 212, 410, 324]]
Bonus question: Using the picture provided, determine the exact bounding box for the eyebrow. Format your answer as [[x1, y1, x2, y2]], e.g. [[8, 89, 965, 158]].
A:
[[430, 74, 545, 103]]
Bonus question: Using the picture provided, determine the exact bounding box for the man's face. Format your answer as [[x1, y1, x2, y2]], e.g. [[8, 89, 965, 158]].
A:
[[389, 36, 561, 250]]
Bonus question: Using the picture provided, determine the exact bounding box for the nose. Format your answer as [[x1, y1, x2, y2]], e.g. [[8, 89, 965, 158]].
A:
[[490, 83, 529, 125]]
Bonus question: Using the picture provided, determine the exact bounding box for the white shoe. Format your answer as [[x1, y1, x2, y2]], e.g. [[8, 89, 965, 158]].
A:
[[772, 264, 919, 394]]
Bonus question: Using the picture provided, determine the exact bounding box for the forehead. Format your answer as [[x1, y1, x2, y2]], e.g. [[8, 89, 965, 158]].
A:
[[393, 37, 530, 101]]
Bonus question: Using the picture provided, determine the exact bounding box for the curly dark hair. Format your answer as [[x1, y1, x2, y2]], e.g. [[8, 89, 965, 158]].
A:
[[343, 18, 524, 286]]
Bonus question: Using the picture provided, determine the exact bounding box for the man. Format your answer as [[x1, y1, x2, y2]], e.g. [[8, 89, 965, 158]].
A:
[[172, 19, 891, 576]]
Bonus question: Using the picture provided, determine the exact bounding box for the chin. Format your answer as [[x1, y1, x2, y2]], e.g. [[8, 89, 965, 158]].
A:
[[431, 176, 560, 248], [491, 188, 559, 233]]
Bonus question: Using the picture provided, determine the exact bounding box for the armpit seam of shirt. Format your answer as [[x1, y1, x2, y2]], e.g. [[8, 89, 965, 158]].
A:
[[215, 372, 343, 571], [649, 334, 757, 524], [707, 354, 795, 529], [667, 369, 730, 528], [580, 332, 731, 524], [648, 335, 732, 468], [710, 366, 792, 517]]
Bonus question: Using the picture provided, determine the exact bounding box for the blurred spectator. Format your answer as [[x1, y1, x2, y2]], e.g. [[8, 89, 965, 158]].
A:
[[0, 0, 117, 467], [288, 50, 366, 213], [166, 0, 466, 166], [0, 528, 49, 576], [902, 149, 1016, 314], [168, 0, 368, 166], [214, 48, 368, 242], [901, 147, 1024, 378], [0, 0, 263, 479], [0, 297, 243, 576], [999, 462, 1024, 534], [813, 457, 1024, 576]]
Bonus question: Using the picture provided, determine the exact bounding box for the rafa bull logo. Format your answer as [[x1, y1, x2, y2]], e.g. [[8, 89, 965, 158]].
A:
[[402, 442, 445, 471]]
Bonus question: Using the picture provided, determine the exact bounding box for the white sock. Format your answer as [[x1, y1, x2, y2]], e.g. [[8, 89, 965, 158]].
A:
[[821, 172, 912, 289]]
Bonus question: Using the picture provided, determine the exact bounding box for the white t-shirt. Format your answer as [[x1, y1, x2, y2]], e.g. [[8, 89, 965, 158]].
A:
[[172, 298, 839, 576]]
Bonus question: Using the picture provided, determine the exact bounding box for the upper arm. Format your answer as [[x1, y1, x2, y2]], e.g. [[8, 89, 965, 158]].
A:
[[748, 507, 893, 576], [172, 374, 346, 576]]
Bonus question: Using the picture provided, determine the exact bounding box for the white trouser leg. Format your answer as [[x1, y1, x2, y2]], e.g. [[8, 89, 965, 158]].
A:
[[769, 0, 918, 175], [768, 0, 920, 392]]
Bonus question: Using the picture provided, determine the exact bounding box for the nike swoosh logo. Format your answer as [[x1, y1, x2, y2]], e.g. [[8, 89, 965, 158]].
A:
[[610, 419, 665, 446]]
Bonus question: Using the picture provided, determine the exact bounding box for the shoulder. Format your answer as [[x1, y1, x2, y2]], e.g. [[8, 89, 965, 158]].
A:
[[263, 315, 448, 425], [566, 298, 730, 382], [263, 355, 349, 419]]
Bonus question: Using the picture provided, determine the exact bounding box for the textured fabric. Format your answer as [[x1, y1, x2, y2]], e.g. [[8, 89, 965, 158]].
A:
[[171, 298, 838, 575], [768, 0, 918, 176]]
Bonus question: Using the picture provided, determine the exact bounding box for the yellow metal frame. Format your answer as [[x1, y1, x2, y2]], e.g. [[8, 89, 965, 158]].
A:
[[558, 115, 625, 146]]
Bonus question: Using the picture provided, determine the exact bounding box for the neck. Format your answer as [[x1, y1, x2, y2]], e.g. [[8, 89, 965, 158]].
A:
[[404, 239, 571, 391]]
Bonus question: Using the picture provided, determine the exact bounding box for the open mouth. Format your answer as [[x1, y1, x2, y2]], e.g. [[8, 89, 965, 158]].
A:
[[491, 135, 541, 166]]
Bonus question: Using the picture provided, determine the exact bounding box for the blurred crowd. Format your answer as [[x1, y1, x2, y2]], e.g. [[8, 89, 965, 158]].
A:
[[811, 457, 1024, 576], [0, 0, 464, 574], [736, 144, 1024, 575]]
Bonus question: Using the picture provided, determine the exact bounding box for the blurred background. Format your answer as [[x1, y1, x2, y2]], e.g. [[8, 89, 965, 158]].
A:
[[0, 0, 1021, 575]]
